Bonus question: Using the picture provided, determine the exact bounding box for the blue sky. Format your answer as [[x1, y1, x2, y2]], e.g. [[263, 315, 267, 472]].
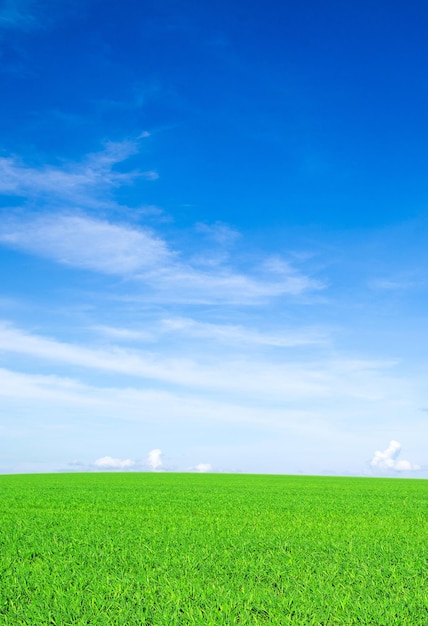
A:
[[0, 0, 427, 475]]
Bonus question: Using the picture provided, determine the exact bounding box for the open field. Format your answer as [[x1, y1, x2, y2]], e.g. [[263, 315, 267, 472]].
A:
[[0, 473, 427, 625]]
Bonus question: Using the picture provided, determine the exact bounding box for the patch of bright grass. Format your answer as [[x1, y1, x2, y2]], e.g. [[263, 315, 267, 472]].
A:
[[0, 473, 427, 624]]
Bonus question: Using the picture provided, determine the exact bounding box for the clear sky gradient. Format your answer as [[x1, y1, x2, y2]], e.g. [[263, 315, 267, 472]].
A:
[[0, 0, 427, 475]]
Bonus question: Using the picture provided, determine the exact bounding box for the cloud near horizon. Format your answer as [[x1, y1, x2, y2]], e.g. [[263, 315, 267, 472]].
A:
[[93, 456, 136, 469], [369, 440, 420, 472], [147, 448, 163, 470], [92, 450, 164, 471], [190, 463, 212, 473]]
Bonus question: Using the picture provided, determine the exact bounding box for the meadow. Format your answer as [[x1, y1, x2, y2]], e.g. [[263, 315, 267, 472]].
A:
[[0, 472, 427, 625]]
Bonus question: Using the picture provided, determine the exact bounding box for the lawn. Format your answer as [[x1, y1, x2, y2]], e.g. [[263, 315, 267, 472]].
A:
[[0, 473, 427, 624]]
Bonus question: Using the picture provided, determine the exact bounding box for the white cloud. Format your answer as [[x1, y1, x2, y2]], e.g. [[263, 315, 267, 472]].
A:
[[369, 440, 420, 472], [0, 138, 323, 305], [0, 211, 322, 303], [0, 321, 409, 405], [1, 360, 427, 477], [0, 364, 316, 431], [161, 317, 327, 347], [190, 463, 212, 473], [148, 264, 321, 303], [93, 456, 136, 470], [147, 448, 163, 470], [0, 321, 349, 400], [91, 325, 154, 342], [0, 214, 171, 275], [0, 140, 150, 209], [0, 366, 100, 405]]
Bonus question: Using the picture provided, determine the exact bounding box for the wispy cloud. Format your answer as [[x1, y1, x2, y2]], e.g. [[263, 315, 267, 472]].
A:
[[0, 214, 171, 274], [0, 212, 322, 303], [0, 364, 300, 428], [195, 221, 241, 246], [89, 318, 326, 348], [1, 360, 426, 477], [369, 277, 422, 291], [0, 138, 324, 304], [0, 366, 110, 409], [0, 321, 336, 398], [161, 317, 327, 347], [0, 139, 152, 209], [91, 325, 154, 342], [369, 440, 420, 471], [0, 322, 187, 385], [141, 170, 159, 181], [151, 263, 320, 303], [0, 321, 410, 408]]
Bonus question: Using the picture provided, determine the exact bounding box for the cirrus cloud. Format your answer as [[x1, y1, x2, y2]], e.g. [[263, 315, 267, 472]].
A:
[[0, 212, 322, 304]]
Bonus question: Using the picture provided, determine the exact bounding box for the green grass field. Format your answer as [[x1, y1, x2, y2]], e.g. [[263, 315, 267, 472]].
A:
[[0, 473, 427, 625]]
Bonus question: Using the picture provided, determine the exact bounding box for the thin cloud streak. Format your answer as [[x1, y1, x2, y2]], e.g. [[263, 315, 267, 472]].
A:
[[91, 318, 326, 347], [0, 366, 101, 405], [91, 325, 154, 341], [161, 317, 328, 347], [0, 322, 330, 397], [0, 140, 149, 209], [0, 139, 324, 304], [0, 214, 171, 274], [0, 212, 322, 303], [0, 364, 426, 469], [0, 322, 414, 411], [0, 365, 301, 427]]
